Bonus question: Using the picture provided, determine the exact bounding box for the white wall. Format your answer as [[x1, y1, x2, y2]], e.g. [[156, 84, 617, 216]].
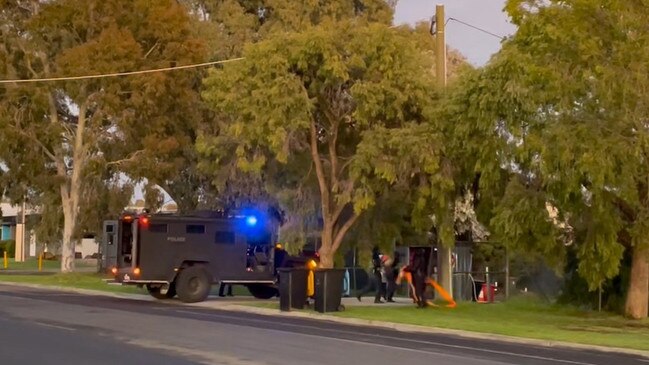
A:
[[0, 202, 37, 217], [29, 232, 36, 257], [77, 238, 98, 258]]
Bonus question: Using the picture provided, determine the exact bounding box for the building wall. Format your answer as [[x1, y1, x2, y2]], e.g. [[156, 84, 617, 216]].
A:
[[1, 225, 12, 240], [77, 238, 99, 258], [3, 202, 100, 258], [29, 232, 36, 257]]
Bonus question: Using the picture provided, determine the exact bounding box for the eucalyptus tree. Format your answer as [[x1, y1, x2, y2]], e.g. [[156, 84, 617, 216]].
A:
[[0, 0, 207, 271], [200, 22, 441, 267], [453, 0, 649, 318]]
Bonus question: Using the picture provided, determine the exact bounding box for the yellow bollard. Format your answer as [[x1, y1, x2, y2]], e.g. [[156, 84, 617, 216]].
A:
[[38, 252, 43, 272], [306, 259, 318, 297], [3, 251, 7, 269]]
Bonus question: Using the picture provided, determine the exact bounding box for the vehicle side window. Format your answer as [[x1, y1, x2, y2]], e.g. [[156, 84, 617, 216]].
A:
[[186, 224, 205, 234], [149, 224, 168, 233], [215, 231, 235, 244]]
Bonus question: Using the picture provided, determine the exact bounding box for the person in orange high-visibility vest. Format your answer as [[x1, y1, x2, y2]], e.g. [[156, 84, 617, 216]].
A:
[[396, 268, 418, 303], [397, 259, 457, 308]]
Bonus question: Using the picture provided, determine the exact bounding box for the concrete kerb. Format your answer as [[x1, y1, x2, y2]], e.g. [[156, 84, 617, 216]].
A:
[[196, 303, 649, 359], [0, 281, 153, 301], [1, 281, 648, 359]]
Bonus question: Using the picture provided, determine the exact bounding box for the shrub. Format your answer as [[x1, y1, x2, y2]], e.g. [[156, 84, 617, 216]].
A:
[[0, 240, 16, 258]]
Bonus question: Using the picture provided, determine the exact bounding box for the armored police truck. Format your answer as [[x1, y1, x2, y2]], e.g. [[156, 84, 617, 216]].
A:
[[103, 209, 284, 303]]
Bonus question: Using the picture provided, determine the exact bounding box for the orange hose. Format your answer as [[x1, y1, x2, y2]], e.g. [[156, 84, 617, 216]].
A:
[[398, 269, 456, 308], [426, 278, 457, 308]]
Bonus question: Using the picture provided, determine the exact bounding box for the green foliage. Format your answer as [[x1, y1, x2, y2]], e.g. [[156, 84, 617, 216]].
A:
[[200, 21, 440, 263], [472, 241, 507, 271], [146, 0, 435, 231], [559, 247, 632, 313], [75, 174, 134, 238], [0, 0, 209, 270], [143, 183, 164, 213], [345, 190, 429, 253], [456, 0, 649, 298], [351, 123, 456, 245], [490, 178, 564, 268], [31, 193, 64, 250], [180, 0, 393, 61], [256, 0, 393, 33], [0, 240, 16, 258]]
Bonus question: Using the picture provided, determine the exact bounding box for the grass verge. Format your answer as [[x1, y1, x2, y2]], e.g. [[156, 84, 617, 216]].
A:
[[1, 258, 97, 271], [244, 296, 649, 352], [0, 272, 252, 297], [0, 273, 145, 294], [336, 297, 649, 351]]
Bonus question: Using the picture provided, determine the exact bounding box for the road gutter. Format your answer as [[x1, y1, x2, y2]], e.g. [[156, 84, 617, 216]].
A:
[[1, 281, 648, 359]]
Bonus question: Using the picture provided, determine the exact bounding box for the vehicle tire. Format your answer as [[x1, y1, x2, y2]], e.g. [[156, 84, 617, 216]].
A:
[[247, 284, 278, 299], [166, 283, 177, 298], [176, 266, 212, 303], [146, 284, 176, 300]]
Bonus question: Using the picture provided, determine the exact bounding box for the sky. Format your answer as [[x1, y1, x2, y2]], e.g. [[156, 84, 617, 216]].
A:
[[394, 0, 517, 66]]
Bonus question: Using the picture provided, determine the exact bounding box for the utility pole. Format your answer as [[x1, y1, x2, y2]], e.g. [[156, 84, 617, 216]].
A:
[[15, 199, 26, 262], [433, 4, 453, 299], [435, 4, 447, 89]]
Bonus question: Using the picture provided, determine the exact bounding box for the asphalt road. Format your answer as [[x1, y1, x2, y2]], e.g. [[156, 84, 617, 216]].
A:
[[0, 285, 646, 365]]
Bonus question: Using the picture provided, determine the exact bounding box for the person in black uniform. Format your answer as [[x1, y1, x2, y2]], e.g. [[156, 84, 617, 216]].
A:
[[384, 251, 401, 303], [273, 243, 289, 270], [411, 248, 428, 308], [219, 283, 233, 297], [272, 243, 290, 298], [356, 246, 385, 303]]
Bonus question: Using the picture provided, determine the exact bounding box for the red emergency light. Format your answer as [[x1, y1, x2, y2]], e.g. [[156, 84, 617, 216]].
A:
[[139, 215, 150, 229]]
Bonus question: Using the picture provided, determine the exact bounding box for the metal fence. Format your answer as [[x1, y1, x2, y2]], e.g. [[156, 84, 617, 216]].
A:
[[342, 265, 510, 303]]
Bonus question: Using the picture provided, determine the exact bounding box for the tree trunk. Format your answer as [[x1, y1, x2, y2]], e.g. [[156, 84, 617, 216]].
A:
[[319, 224, 335, 269], [60, 205, 76, 273], [438, 246, 453, 297], [308, 119, 360, 269], [625, 245, 649, 319], [57, 99, 86, 273]]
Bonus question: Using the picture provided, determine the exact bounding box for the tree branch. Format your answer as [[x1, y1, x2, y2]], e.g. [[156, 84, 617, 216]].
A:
[[143, 42, 159, 59], [339, 157, 355, 175], [310, 119, 331, 217], [44, 89, 70, 202], [601, 189, 636, 222], [617, 228, 633, 249], [106, 149, 146, 167], [9, 124, 58, 163], [332, 203, 347, 229], [332, 181, 355, 227], [328, 117, 340, 193], [69, 99, 90, 223], [332, 212, 360, 253], [61, 119, 76, 140], [22, 50, 39, 78]]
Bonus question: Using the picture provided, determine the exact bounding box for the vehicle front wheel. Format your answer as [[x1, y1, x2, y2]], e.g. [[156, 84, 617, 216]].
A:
[[146, 284, 176, 300], [247, 284, 278, 299], [176, 266, 212, 303]]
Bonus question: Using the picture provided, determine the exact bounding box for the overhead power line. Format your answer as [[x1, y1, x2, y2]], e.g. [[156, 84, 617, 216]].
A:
[[0, 57, 245, 85], [447, 17, 506, 40]]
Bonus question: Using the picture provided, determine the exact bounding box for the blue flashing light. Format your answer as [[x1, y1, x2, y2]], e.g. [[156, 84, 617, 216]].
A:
[[245, 216, 258, 227]]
